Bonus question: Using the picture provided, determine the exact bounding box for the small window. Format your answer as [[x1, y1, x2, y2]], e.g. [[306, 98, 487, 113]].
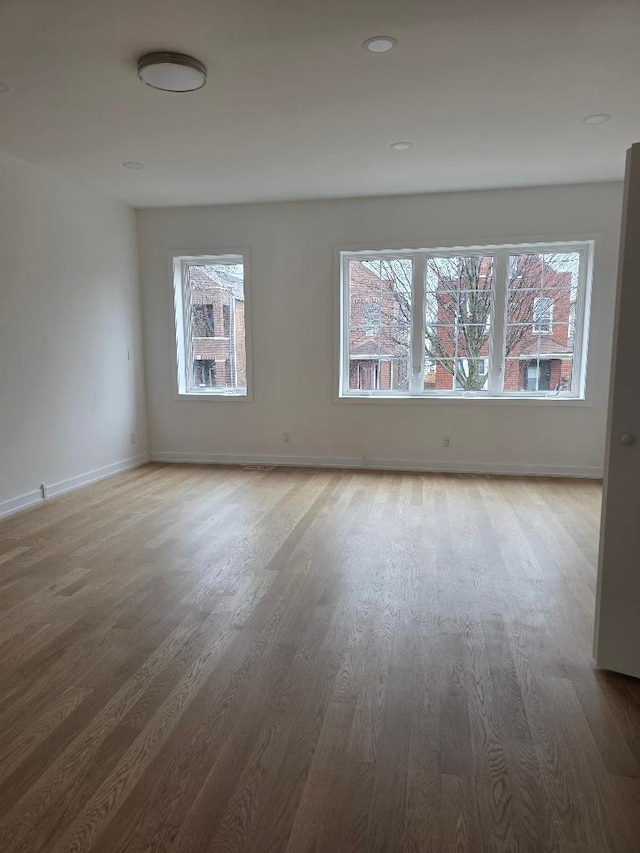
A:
[[194, 359, 217, 387], [173, 254, 248, 396], [362, 303, 381, 337], [533, 296, 553, 334], [192, 304, 215, 337]]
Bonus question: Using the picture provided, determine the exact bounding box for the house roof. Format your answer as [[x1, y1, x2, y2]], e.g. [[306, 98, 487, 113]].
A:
[[518, 336, 573, 358], [350, 340, 397, 357], [189, 265, 244, 300]]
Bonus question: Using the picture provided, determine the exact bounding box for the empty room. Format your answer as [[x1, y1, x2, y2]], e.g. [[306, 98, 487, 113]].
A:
[[1, 1, 640, 851]]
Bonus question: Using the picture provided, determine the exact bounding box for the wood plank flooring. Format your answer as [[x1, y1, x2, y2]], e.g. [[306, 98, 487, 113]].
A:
[[0, 463, 639, 852]]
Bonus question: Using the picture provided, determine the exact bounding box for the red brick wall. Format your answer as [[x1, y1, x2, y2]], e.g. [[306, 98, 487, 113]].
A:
[[190, 286, 245, 389]]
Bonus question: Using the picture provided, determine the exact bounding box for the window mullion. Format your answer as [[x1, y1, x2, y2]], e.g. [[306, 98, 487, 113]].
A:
[[342, 254, 351, 394], [572, 247, 588, 396], [410, 252, 426, 394], [488, 251, 508, 395], [182, 261, 194, 392]]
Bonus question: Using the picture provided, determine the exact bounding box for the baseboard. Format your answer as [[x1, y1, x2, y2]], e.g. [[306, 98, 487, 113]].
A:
[[150, 451, 364, 469], [149, 450, 602, 479], [45, 452, 150, 499], [1, 450, 600, 522], [0, 489, 44, 519], [0, 452, 150, 520]]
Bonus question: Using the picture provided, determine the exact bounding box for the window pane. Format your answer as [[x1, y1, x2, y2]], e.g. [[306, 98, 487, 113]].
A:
[[504, 357, 574, 392], [504, 251, 580, 390], [348, 258, 412, 391], [425, 324, 490, 359], [425, 359, 488, 392], [424, 256, 493, 392], [185, 261, 246, 392], [348, 333, 410, 391]]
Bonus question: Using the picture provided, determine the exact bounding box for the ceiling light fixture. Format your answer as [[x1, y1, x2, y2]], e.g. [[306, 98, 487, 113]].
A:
[[137, 51, 207, 92], [123, 161, 144, 169], [581, 113, 612, 125], [390, 141, 413, 151], [363, 36, 397, 53]]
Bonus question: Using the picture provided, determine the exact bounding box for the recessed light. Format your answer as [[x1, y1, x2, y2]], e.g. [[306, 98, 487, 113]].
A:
[[363, 36, 397, 54], [581, 113, 612, 125], [122, 161, 144, 170], [390, 141, 413, 151], [137, 51, 207, 92]]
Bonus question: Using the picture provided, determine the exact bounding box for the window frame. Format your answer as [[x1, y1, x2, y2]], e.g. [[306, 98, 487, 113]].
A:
[[338, 241, 592, 402], [170, 250, 252, 401]]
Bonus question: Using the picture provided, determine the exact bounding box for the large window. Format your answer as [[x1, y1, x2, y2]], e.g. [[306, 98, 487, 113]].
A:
[[340, 243, 591, 399], [172, 254, 248, 396]]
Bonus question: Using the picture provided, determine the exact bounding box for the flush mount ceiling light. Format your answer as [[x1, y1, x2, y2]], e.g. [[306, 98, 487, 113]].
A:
[[362, 36, 397, 53], [390, 141, 413, 151], [137, 52, 207, 92], [122, 161, 144, 169], [581, 113, 612, 125]]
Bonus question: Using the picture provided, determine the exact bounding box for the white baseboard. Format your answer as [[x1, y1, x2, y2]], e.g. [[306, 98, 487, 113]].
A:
[[0, 452, 150, 520], [0, 450, 600, 522], [150, 450, 602, 479], [151, 451, 363, 469], [0, 489, 44, 519]]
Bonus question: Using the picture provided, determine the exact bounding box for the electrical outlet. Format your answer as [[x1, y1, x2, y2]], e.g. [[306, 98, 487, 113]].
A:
[[127, 349, 132, 361], [282, 432, 291, 444], [442, 435, 451, 448], [130, 431, 136, 445]]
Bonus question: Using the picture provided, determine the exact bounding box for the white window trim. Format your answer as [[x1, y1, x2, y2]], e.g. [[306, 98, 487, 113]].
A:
[[338, 241, 593, 402], [169, 250, 253, 401]]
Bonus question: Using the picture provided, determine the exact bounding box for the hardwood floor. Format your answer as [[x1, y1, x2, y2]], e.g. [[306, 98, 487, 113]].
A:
[[0, 463, 639, 852]]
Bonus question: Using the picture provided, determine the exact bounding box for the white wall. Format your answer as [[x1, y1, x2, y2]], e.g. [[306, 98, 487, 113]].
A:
[[0, 149, 148, 515], [137, 182, 623, 477]]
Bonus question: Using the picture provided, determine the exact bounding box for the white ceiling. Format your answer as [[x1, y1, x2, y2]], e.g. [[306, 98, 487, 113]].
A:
[[1, 0, 639, 207]]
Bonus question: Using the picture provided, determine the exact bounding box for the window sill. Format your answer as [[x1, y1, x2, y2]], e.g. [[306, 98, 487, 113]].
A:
[[175, 390, 252, 402], [337, 393, 589, 407]]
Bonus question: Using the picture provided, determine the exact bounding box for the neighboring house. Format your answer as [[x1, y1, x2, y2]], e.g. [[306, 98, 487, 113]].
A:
[[349, 257, 574, 392], [189, 265, 246, 389]]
